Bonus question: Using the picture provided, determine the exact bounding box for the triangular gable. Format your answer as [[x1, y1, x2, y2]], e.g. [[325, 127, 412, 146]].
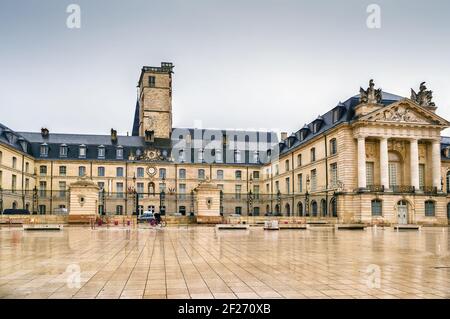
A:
[[358, 98, 450, 127]]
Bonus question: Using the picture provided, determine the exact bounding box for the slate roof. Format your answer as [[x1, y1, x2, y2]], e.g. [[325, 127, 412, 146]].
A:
[[277, 91, 405, 155]]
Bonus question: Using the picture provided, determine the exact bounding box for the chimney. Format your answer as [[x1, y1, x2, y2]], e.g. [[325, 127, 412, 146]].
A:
[[41, 128, 49, 138], [111, 128, 118, 143], [280, 132, 288, 141]]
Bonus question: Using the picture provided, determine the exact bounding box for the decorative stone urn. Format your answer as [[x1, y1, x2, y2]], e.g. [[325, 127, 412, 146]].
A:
[[194, 180, 222, 224], [68, 176, 99, 224]]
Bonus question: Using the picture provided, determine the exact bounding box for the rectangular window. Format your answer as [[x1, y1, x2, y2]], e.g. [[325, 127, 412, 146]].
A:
[[285, 177, 290, 194], [198, 169, 205, 180], [179, 184, 186, 199], [159, 183, 166, 192], [79, 146, 86, 158], [419, 164, 425, 191], [39, 181, 46, 197], [40, 145, 48, 157], [275, 164, 279, 176], [366, 162, 374, 187], [330, 163, 338, 188], [332, 109, 339, 123], [98, 147, 105, 159], [116, 205, 123, 215], [12, 174, 17, 192], [25, 178, 29, 191], [78, 166, 86, 177], [149, 76, 156, 87], [159, 168, 166, 179], [116, 167, 124, 177], [388, 163, 398, 187], [371, 200, 382, 216], [60, 145, 68, 157], [235, 207, 242, 215], [253, 171, 259, 180], [275, 181, 279, 193], [297, 154, 302, 167], [235, 185, 242, 199], [179, 169, 186, 179], [253, 185, 260, 199], [216, 170, 224, 180], [116, 183, 124, 198], [330, 139, 337, 155], [40, 165, 47, 176], [285, 160, 290, 172], [298, 174, 303, 193], [216, 149, 223, 163], [311, 148, 316, 162], [59, 182, 66, 198], [137, 167, 145, 178], [425, 201, 435, 217], [235, 170, 242, 180], [59, 166, 66, 176], [137, 182, 144, 198], [116, 148, 123, 159], [12, 157, 17, 169], [311, 169, 317, 191], [98, 167, 105, 177]]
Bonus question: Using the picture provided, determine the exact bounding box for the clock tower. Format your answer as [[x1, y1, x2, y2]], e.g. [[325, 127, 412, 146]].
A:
[[136, 62, 174, 139]]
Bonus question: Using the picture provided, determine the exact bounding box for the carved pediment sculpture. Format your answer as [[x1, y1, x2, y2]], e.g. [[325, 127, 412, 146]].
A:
[[411, 82, 436, 108], [359, 79, 382, 104], [369, 104, 429, 124]]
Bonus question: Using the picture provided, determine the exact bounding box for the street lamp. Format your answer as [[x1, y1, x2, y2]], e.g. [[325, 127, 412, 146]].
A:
[[305, 174, 310, 217], [276, 190, 281, 216], [160, 175, 166, 216]]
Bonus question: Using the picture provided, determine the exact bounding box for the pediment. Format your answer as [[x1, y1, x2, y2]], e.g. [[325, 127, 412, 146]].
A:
[[359, 99, 449, 127]]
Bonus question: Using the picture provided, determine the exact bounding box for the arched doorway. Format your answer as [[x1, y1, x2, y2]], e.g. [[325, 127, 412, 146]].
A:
[[285, 203, 290, 216], [275, 204, 280, 215], [330, 198, 337, 217], [397, 200, 408, 224], [320, 199, 327, 217], [297, 202, 303, 216], [12, 201, 17, 209], [311, 201, 318, 217], [447, 202, 450, 221]]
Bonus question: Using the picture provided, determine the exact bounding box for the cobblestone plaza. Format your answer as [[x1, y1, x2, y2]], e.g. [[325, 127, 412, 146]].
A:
[[0, 226, 449, 299]]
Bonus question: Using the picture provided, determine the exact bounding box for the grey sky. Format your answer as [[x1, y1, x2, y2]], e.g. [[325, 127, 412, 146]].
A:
[[1, 0, 450, 136]]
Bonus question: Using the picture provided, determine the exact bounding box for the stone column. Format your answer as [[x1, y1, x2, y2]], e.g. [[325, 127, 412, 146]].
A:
[[431, 139, 442, 190], [410, 138, 420, 191], [357, 136, 367, 189], [379, 137, 389, 191]]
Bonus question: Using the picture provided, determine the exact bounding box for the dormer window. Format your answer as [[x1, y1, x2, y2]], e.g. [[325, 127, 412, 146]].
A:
[[179, 149, 185, 163], [198, 149, 204, 163], [332, 109, 340, 123], [313, 122, 320, 133], [79, 145, 86, 158], [215, 149, 222, 163], [40, 143, 48, 157], [98, 145, 105, 159], [234, 150, 241, 163], [59, 144, 68, 158], [253, 151, 259, 163], [18, 138, 27, 152], [116, 146, 123, 159], [4, 129, 14, 143]]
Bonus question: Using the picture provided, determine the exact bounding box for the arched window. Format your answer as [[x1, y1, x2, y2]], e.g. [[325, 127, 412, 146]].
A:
[[275, 204, 280, 214], [425, 200, 435, 217], [297, 202, 303, 216], [266, 204, 270, 214], [330, 198, 337, 217], [371, 199, 382, 216], [12, 201, 17, 209], [311, 201, 318, 216]]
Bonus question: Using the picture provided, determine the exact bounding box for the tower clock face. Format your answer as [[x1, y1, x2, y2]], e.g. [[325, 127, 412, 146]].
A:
[[147, 166, 157, 177]]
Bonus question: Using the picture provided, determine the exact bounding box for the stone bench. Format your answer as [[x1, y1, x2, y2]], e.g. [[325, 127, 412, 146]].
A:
[[216, 224, 249, 230], [393, 224, 420, 231], [23, 224, 63, 231], [336, 224, 366, 230]]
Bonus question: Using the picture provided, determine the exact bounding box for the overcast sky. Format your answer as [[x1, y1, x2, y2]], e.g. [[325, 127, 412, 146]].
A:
[[1, 0, 450, 137]]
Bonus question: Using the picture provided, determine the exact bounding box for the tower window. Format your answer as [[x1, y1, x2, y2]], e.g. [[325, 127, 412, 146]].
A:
[[149, 76, 156, 87]]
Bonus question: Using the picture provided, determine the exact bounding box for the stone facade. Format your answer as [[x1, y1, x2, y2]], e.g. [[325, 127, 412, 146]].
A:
[[1, 71, 450, 226]]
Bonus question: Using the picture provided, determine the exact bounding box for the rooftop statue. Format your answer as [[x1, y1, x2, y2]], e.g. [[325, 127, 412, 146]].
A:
[[411, 82, 436, 108], [359, 79, 382, 104]]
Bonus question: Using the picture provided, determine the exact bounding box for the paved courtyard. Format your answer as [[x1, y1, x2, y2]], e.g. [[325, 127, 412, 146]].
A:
[[0, 225, 449, 299]]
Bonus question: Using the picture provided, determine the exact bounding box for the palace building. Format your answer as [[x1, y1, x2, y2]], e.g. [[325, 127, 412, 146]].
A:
[[1, 62, 450, 225]]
